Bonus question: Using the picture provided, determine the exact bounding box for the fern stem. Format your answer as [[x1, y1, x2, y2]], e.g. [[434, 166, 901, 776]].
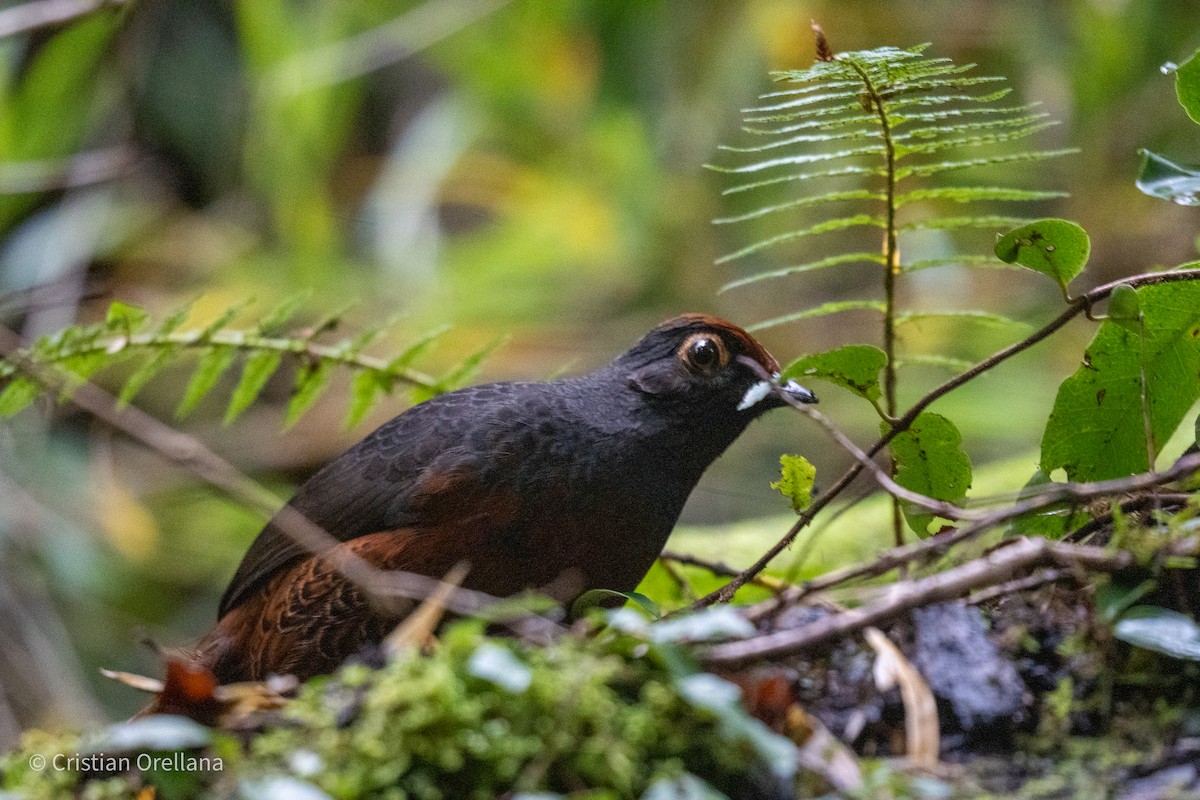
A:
[[847, 56, 904, 547], [31, 330, 440, 389]]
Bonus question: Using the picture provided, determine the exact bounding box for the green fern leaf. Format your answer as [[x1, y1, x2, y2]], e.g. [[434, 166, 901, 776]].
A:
[[0, 377, 41, 416], [719, 165, 880, 196], [257, 291, 313, 334], [903, 255, 1018, 272], [285, 359, 334, 429], [899, 215, 1032, 232], [713, 190, 882, 225], [716, 215, 884, 264], [224, 349, 283, 424], [118, 348, 175, 408], [345, 369, 390, 429], [177, 346, 239, 418], [386, 325, 451, 373], [897, 148, 1077, 180], [413, 335, 510, 404], [896, 310, 1029, 329], [721, 252, 884, 292], [104, 301, 149, 333], [748, 300, 886, 331], [894, 187, 1066, 206]]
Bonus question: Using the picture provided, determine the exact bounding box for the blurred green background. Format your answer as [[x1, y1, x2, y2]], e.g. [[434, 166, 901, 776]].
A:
[[0, 0, 1197, 735]]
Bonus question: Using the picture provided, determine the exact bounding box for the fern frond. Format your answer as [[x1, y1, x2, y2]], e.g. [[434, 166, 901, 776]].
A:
[[902, 255, 1019, 272], [747, 300, 887, 332], [896, 148, 1077, 180], [715, 215, 885, 264], [710, 36, 1070, 444], [894, 187, 1066, 207], [720, 253, 885, 292], [713, 190, 882, 225], [718, 165, 880, 196], [0, 300, 460, 428], [895, 310, 1030, 329]]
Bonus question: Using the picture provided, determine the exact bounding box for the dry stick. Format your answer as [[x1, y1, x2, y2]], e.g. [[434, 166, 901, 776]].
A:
[[658, 550, 789, 593], [0, 326, 561, 636], [693, 267, 1200, 608], [701, 537, 1134, 667], [967, 568, 1070, 606]]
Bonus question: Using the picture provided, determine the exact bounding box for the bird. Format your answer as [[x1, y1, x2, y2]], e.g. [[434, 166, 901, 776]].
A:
[[194, 314, 815, 683]]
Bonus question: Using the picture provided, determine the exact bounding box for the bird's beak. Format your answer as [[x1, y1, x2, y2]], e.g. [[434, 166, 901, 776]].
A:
[[778, 377, 818, 405], [736, 372, 818, 411]]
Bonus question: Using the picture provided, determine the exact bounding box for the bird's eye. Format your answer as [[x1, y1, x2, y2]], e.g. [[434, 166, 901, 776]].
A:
[[679, 333, 728, 372]]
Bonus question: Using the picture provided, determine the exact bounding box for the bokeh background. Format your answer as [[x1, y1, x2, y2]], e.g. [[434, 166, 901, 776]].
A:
[[0, 0, 1197, 737]]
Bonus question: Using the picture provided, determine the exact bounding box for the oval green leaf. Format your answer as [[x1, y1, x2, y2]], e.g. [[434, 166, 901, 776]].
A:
[[782, 345, 886, 403], [1174, 49, 1200, 124], [1041, 281, 1200, 481], [995, 219, 1090, 294], [887, 412, 972, 536]]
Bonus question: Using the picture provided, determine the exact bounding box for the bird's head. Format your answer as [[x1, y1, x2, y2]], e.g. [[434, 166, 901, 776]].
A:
[[615, 314, 816, 420]]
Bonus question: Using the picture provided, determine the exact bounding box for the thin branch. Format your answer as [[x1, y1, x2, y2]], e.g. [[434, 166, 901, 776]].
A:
[[0, 0, 127, 38], [692, 267, 1200, 608], [659, 550, 791, 593], [751, 451, 1200, 615], [701, 537, 1134, 667], [967, 568, 1070, 605]]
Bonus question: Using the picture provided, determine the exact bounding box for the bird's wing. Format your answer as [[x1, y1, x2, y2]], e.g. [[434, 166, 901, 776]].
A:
[[217, 386, 514, 618]]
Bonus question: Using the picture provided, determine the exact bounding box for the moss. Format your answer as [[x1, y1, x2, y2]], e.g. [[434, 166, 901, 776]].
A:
[[1, 622, 791, 799]]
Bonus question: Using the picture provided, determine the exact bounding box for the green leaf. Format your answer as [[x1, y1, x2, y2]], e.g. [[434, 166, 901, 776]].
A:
[[1041, 281, 1200, 481], [224, 349, 282, 424], [1172, 49, 1200, 124], [769, 454, 816, 513], [720, 253, 883, 292], [104, 301, 150, 333], [1096, 580, 1157, 625], [716, 214, 884, 264], [344, 369, 391, 429], [0, 377, 41, 416], [1113, 606, 1200, 660], [1010, 470, 1088, 539], [285, 360, 334, 429], [887, 412, 972, 536], [118, 349, 174, 407], [1136, 150, 1200, 206], [257, 291, 312, 334], [782, 345, 886, 403], [413, 336, 509, 404], [747, 300, 886, 331], [386, 325, 451, 373], [177, 346, 238, 418], [896, 310, 1029, 329], [570, 589, 661, 620], [995, 219, 1090, 296], [894, 186, 1066, 207], [712, 189, 881, 225]]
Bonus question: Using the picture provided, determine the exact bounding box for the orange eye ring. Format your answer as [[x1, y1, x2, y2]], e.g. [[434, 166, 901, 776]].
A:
[[678, 333, 729, 372]]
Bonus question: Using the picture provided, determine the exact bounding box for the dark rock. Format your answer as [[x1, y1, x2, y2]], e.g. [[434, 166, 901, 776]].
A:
[[910, 602, 1028, 734]]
